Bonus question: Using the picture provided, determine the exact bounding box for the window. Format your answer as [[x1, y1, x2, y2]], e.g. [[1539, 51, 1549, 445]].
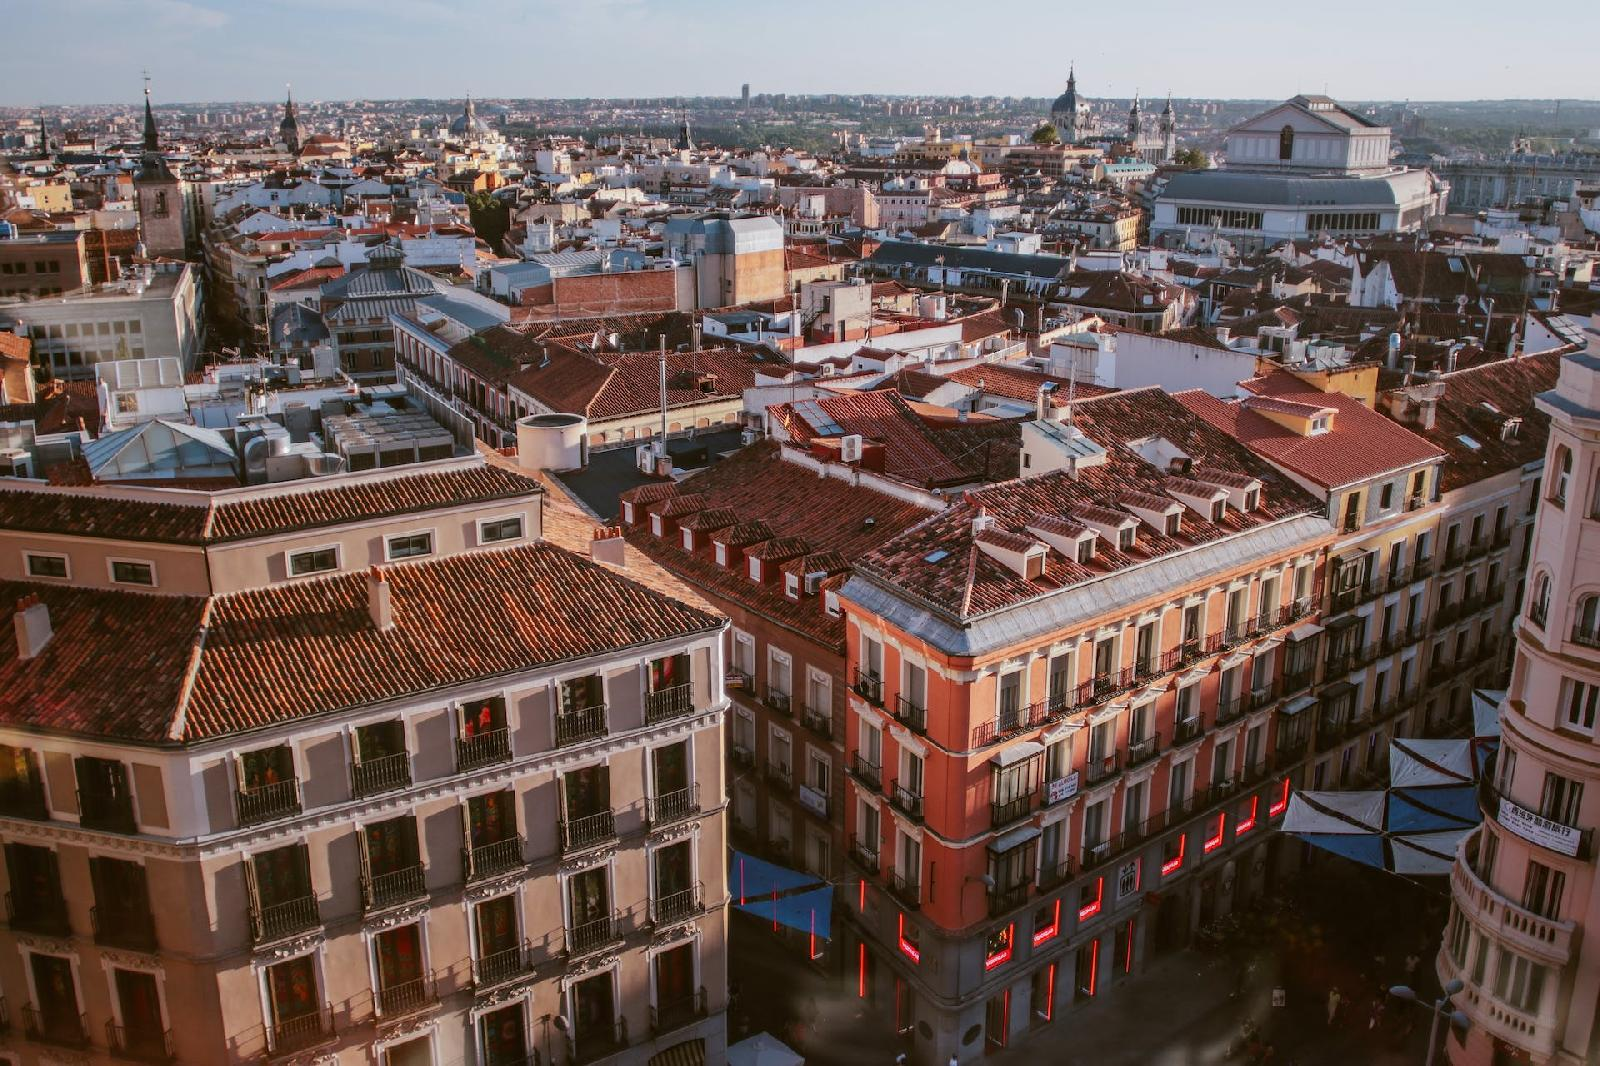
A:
[[1551, 447, 1572, 507], [1379, 483, 1394, 510], [24, 553, 67, 579], [109, 559, 155, 586], [1491, 951, 1545, 1014], [385, 531, 434, 560], [288, 546, 338, 577], [264, 954, 323, 1050], [1539, 772, 1583, 826], [1575, 595, 1599, 644], [1278, 126, 1295, 160], [1521, 860, 1565, 919], [1530, 573, 1551, 627], [479, 515, 524, 544], [1561, 678, 1598, 733]]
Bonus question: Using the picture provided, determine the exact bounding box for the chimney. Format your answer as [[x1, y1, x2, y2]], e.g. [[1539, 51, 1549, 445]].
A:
[[1035, 384, 1050, 422], [367, 566, 394, 632], [590, 525, 627, 568], [13, 595, 51, 660]]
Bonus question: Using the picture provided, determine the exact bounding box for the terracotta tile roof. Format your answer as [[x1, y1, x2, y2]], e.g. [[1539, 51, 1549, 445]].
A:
[[1177, 370, 1443, 490], [946, 364, 1115, 407], [502, 338, 765, 423], [0, 459, 542, 546], [1392, 352, 1564, 494], [957, 309, 1014, 343], [0, 332, 30, 362], [624, 441, 932, 650], [856, 388, 1325, 620]]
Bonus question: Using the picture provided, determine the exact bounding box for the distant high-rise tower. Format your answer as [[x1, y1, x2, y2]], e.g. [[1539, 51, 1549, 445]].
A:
[[741, 83, 750, 109], [279, 85, 301, 155], [133, 79, 186, 260], [1160, 94, 1177, 161]]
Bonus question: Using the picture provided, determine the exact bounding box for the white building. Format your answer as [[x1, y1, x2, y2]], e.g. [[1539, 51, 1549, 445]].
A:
[[1152, 96, 1448, 253]]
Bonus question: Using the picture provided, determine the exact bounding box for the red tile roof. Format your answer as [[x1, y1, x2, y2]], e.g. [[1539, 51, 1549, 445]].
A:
[[946, 364, 1116, 407], [0, 332, 30, 362], [1177, 369, 1444, 490], [856, 388, 1326, 620], [0, 542, 722, 743]]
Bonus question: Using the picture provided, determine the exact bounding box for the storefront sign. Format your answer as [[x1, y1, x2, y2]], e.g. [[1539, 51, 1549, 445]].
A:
[[1498, 797, 1582, 857]]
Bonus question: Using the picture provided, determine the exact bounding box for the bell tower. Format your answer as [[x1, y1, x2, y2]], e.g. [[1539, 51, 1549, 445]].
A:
[[133, 78, 187, 260]]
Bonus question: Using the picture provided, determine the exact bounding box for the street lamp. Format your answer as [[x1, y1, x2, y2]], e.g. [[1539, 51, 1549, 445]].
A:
[[1388, 980, 1469, 1066]]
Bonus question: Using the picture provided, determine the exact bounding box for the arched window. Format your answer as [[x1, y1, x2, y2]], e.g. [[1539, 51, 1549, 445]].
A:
[[1278, 125, 1295, 161], [1552, 446, 1572, 506], [1531, 572, 1552, 627], [1576, 594, 1600, 646]]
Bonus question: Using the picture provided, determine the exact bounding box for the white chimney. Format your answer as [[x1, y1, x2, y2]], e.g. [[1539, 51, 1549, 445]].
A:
[[13, 595, 51, 660], [590, 525, 627, 568], [367, 566, 394, 632]]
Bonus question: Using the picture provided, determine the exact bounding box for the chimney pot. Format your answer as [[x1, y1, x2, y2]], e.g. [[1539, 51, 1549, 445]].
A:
[[14, 597, 51, 660], [367, 566, 394, 632]]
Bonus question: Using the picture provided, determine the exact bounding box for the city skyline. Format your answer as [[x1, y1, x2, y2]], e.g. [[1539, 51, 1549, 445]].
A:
[[6, 0, 1599, 106]]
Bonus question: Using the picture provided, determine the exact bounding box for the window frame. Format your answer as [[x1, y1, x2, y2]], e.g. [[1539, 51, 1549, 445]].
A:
[[477, 513, 526, 545], [23, 551, 69, 581], [383, 529, 436, 562], [286, 543, 341, 579], [106, 557, 157, 587]]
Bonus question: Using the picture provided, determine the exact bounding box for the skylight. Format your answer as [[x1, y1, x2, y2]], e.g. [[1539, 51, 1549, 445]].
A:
[[924, 549, 951, 564], [1457, 434, 1482, 451]]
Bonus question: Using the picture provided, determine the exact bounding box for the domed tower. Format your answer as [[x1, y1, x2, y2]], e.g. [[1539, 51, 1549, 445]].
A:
[[279, 85, 301, 155], [1439, 353, 1600, 1066], [1050, 65, 1082, 144]]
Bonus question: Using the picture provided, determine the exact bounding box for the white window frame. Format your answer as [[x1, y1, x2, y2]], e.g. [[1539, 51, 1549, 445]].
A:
[[363, 914, 434, 1018], [23, 551, 69, 581], [106, 556, 158, 587], [383, 528, 436, 562], [476, 513, 525, 545], [286, 543, 342, 579]]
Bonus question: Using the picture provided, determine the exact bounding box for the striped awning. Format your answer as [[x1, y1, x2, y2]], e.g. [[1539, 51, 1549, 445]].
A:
[[650, 1038, 706, 1066]]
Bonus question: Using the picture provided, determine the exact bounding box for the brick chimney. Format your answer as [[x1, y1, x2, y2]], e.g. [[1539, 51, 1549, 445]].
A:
[[14, 594, 52, 659], [367, 566, 394, 632], [591, 525, 627, 568]]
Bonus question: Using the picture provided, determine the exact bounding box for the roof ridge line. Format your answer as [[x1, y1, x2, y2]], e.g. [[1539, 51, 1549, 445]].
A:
[[167, 597, 214, 742]]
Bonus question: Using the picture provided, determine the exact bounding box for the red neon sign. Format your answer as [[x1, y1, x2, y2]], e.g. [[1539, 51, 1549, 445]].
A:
[[1032, 900, 1061, 946], [1161, 833, 1186, 876], [1077, 877, 1103, 921], [898, 912, 922, 963], [1237, 796, 1259, 835], [858, 943, 867, 998], [1123, 919, 1135, 973], [1086, 938, 1100, 997], [1203, 812, 1227, 853], [859, 879, 867, 910], [984, 924, 1015, 971], [1269, 776, 1292, 817], [1043, 962, 1056, 1021]]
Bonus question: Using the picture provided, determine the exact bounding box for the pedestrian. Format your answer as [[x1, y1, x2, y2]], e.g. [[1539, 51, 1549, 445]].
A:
[[1326, 986, 1342, 1027], [1368, 995, 1385, 1032], [1403, 952, 1420, 989]]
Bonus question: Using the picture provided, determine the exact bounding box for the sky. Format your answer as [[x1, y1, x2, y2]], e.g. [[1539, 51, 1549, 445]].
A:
[[5, 0, 1597, 106]]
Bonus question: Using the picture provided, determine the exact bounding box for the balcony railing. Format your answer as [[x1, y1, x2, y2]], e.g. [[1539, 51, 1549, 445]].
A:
[[362, 864, 426, 913], [1085, 752, 1122, 786], [571, 1019, 628, 1065], [0, 776, 48, 820], [1274, 738, 1309, 767], [852, 669, 884, 706], [23, 1004, 88, 1049], [1126, 735, 1160, 767], [800, 705, 834, 739], [473, 940, 533, 990], [462, 835, 525, 883], [106, 1019, 175, 1062], [645, 683, 695, 725], [1171, 716, 1204, 747], [268, 1007, 334, 1057], [377, 974, 437, 1018], [1215, 695, 1246, 726], [1038, 854, 1078, 889], [351, 751, 411, 798], [561, 809, 617, 852], [894, 695, 928, 735], [972, 700, 1052, 748], [7, 889, 68, 938], [650, 881, 704, 925], [651, 988, 707, 1036], [555, 705, 608, 747], [455, 727, 512, 772], [566, 912, 621, 957], [763, 688, 793, 717], [78, 785, 137, 834], [92, 904, 157, 953], [250, 892, 320, 945], [888, 870, 921, 909], [890, 781, 924, 822], [991, 794, 1032, 829], [987, 882, 1029, 917], [848, 753, 882, 792], [236, 778, 301, 826], [650, 785, 701, 827], [764, 761, 792, 791], [848, 834, 879, 874]]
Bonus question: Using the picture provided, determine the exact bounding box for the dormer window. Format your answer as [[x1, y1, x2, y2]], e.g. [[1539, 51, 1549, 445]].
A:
[[1310, 415, 1330, 435], [1210, 500, 1226, 524], [650, 514, 664, 537], [681, 528, 695, 551], [715, 543, 728, 567], [748, 557, 762, 582], [1164, 512, 1182, 536], [1244, 489, 1259, 512], [1077, 537, 1096, 565], [784, 572, 800, 600], [1118, 527, 1135, 552]]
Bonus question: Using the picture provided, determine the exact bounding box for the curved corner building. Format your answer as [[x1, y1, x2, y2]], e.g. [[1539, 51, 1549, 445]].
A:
[[1441, 352, 1600, 1066]]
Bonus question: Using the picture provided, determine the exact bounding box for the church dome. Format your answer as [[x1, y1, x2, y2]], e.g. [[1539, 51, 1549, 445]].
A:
[[449, 98, 490, 136]]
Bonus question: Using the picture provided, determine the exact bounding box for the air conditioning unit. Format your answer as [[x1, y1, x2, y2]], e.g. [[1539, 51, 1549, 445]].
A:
[[840, 434, 863, 463], [635, 444, 656, 474]]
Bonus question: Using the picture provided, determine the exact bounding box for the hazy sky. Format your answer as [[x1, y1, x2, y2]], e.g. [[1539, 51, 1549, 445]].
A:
[[6, 0, 1595, 106]]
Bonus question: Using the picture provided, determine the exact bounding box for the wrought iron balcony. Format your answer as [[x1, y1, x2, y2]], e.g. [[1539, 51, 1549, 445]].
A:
[[1085, 752, 1122, 786], [555, 705, 608, 747], [646, 683, 695, 725], [92, 903, 157, 953], [566, 912, 622, 957], [249, 892, 320, 945], [236, 777, 300, 826], [848, 834, 879, 874], [455, 727, 512, 772], [351, 751, 411, 798], [888, 870, 921, 909], [361, 864, 427, 913], [377, 973, 437, 1018], [990, 794, 1032, 829], [889, 780, 924, 822], [848, 753, 882, 792], [1171, 716, 1204, 747], [649, 785, 701, 827], [462, 835, 525, 883], [651, 987, 707, 1036], [763, 689, 793, 717], [7, 889, 68, 938], [894, 695, 928, 734], [852, 668, 884, 706], [473, 940, 533, 990], [106, 1019, 175, 1062], [650, 881, 704, 925], [801, 705, 834, 739], [987, 881, 1029, 917], [560, 809, 617, 853], [1126, 735, 1160, 768], [267, 1006, 334, 1058], [23, 1004, 87, 1049]]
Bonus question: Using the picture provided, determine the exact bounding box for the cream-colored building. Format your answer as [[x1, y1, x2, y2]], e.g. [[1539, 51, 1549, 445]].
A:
[[0, 454, 730, 1066]]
